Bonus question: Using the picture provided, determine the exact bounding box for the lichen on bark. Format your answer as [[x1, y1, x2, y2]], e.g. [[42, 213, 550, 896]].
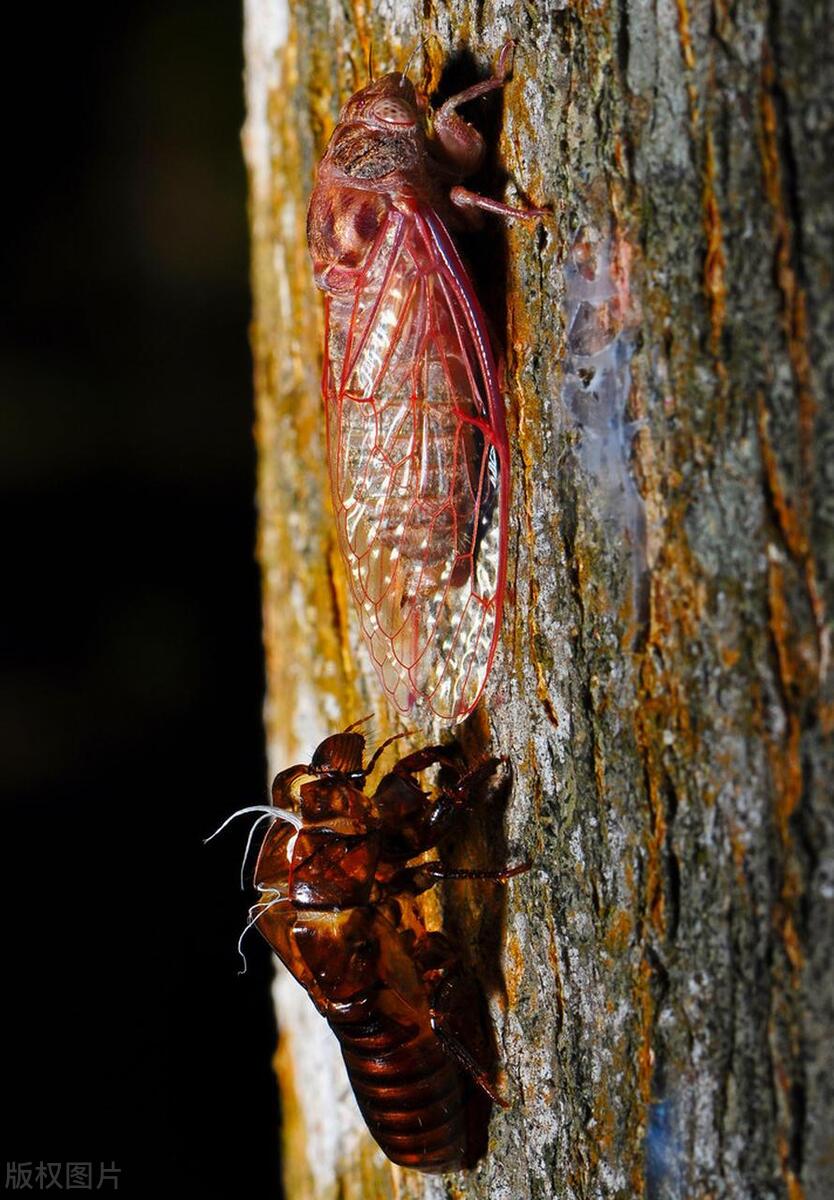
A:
[[243, 1, 834, 1196]]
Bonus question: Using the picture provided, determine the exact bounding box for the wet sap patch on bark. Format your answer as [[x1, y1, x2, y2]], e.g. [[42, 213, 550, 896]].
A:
[[561, 227, 647, 632]]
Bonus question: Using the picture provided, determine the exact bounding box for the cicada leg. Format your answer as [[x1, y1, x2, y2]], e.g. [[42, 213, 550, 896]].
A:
[[387, 744, 459, 776], [375, 750, 505, 856], [449, 185, 549, 222], [432, 42, 516, 176], [386, 858, 529, 899], [412, 932, 510, 1107]]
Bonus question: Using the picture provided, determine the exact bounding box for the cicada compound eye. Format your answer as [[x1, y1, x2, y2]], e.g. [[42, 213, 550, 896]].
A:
[[370, 97, 416, 127]]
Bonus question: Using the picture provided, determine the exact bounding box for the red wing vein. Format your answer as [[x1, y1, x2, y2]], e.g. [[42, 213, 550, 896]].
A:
[[341, 214, 406, 395], [327, 210, 505, 719]]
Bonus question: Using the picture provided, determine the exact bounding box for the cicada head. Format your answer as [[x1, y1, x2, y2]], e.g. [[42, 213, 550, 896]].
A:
[[310, 730, 367, 778]]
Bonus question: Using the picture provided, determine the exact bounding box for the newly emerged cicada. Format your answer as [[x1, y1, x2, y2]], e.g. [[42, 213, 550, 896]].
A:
[[211, 724, 528, 1172], [307, 42, 545, 722]]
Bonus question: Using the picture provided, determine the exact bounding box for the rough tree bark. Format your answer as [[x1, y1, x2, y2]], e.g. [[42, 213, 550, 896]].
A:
[[242, 1, 833, 1197]]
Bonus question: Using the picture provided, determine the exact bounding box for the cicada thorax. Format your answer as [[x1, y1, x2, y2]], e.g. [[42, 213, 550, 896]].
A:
[[289, 825, 380, 907], [260, 765, 382, 908]]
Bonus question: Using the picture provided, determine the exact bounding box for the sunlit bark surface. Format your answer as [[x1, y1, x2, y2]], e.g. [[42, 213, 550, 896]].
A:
[[243, 1, 833, 1196]]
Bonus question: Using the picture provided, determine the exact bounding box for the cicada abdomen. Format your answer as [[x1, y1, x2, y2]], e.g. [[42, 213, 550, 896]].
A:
[[307, 43, 544, 721]]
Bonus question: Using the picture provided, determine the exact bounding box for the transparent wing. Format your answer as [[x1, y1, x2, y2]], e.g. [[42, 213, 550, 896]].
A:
[[324, 208, 508, 721]]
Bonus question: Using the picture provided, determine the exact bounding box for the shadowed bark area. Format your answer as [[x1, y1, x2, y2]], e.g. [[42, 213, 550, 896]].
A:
[[243, 1, 833, 1196]]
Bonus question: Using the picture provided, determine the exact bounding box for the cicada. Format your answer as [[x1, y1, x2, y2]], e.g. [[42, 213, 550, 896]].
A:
[[210, 724, 528, 1171], [307, 42, 545, 721]]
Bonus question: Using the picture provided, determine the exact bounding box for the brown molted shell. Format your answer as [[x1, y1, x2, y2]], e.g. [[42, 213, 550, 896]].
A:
[[251, 734, 519, 1172]]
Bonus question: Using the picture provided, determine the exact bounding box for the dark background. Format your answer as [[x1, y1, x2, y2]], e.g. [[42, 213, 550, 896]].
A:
[[2, 3, 282, 1195]]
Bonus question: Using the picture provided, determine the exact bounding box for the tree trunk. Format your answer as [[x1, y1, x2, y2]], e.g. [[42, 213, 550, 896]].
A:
[[242, 1, 833, 1196]]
